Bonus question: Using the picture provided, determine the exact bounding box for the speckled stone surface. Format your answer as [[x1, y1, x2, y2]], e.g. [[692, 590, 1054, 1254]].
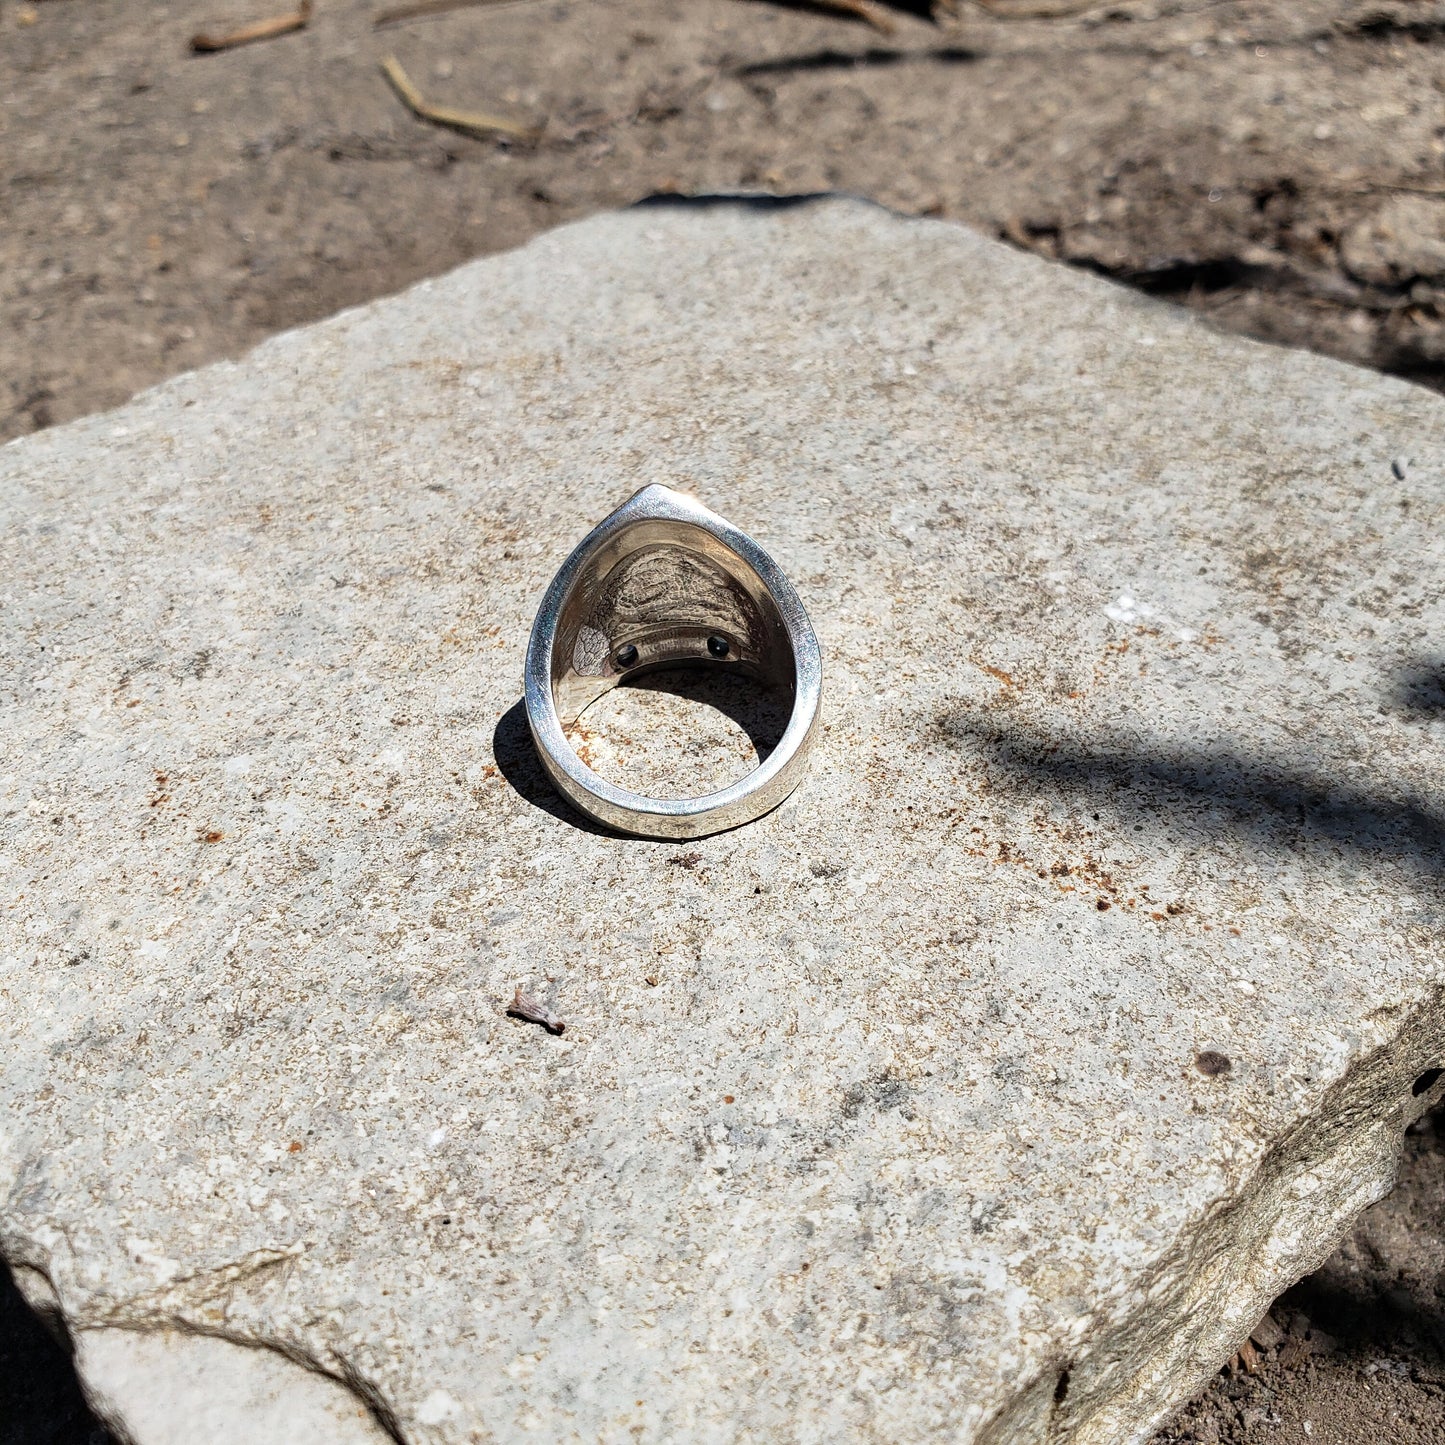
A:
[[3, 198, 1445, 1444], [68, 1326, 393, 1443]]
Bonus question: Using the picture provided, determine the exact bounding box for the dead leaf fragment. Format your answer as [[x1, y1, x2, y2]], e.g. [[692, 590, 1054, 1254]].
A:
[[507, 986, 565, 1035]]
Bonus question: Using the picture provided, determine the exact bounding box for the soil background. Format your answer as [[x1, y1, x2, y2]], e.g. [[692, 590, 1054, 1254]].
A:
[[4, 0, 1445, 1441]]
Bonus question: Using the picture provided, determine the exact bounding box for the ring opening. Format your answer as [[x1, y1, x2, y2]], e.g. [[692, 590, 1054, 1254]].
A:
[[568, 666, 790, 798]]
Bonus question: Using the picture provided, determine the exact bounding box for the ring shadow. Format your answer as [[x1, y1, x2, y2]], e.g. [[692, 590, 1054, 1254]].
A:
[[491, 666, 791, 835]]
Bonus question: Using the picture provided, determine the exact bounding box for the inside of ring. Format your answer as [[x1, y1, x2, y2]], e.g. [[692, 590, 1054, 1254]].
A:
[[549, 518, 795, 729]]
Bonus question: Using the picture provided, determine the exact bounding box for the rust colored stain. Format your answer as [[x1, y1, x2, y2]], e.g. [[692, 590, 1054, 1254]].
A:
[[975, 661, 1019, 689]]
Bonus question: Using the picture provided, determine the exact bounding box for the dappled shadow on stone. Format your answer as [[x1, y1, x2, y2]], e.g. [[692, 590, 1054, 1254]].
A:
[[1392, 659, 1445, 720], [938, 712, 1445, 890], [946, 711, 1445, 1439], [0, 1260, 118, 1445]]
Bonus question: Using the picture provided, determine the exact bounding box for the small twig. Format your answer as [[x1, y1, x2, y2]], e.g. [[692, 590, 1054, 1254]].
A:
[[373, 0, 532, 27], [813, 0, 897, 33], [974, 0, 1098, 16], [745, 0, 897, 36], [191, 0, 311, 52], [507, 986, 565, 1035], [379, 54, 540, 142], [1380, 182, 1445, 198]]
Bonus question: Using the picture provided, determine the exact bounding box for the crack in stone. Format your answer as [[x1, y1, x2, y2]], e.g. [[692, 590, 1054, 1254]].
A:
[[92, 1244, 305, 1322], [976, 989, 1445, 1444], [3, 1246, 408, 1445]]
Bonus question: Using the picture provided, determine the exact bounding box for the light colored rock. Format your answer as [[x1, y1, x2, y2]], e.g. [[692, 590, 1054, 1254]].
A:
[[2, 198, 1445, 1445], [12, 1262, 387, 1442], [77, 1327, 392, 1445]]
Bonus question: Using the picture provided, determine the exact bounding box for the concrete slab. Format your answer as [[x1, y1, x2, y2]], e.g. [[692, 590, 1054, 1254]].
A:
[[3, 197, 1444, 1443]]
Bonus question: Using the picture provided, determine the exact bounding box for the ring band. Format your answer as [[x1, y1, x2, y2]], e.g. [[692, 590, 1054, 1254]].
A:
[[524, 485, 823, 839]]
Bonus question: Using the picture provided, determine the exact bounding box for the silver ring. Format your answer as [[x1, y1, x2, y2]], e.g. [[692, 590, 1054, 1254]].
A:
[[524, 485, 822, 839]]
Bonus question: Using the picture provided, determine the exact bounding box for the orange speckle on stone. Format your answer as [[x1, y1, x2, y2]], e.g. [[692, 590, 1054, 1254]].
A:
[[979, 663, 1017, 688]]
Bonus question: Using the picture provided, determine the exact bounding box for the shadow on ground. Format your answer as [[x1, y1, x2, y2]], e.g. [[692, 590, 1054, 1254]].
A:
[[1156, 1108, 1445, 1445], [931, 707, 1445, 1445], [0, 1261, 116, 1445], [933, 709, 1445, 892]]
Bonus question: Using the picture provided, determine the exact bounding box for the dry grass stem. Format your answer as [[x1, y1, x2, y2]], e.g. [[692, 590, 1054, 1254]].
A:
[[191, 0, 312, 52], [373, 0, 533, 28], [379, 54, 540, 141], [378, 55, 543, 142], [747, 0, 898, 36]]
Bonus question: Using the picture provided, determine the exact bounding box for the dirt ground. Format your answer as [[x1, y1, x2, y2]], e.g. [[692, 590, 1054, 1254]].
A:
[[1155, 1108, 1445, 1445], [5, 0, 1445, 441], [4, 0, 1445, 1440]]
